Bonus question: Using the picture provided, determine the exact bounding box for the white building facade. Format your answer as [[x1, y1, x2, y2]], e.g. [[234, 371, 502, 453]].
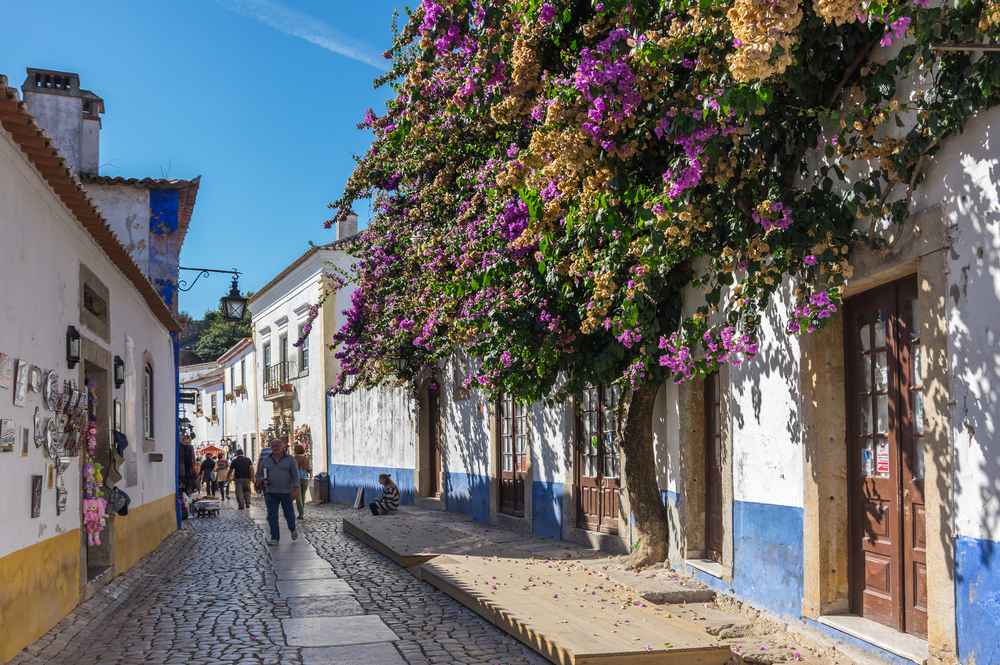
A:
[[0, 73, 181, 662], [218, 338, 259, 458], [325, 109, 1000, 664], [248, 223, 356, 479]]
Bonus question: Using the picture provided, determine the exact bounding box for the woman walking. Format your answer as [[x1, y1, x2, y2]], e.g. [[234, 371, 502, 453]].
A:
[[215, 455, 231, 501], [293, 444, 312, 520]]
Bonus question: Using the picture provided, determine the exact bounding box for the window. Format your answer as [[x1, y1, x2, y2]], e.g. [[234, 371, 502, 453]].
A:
[[195, 390, 203, 412], [263, 342, 272, 383], [298, 323, 309, 375], [210, 394, 218, 421], [143, 363, 154, 439], [240, 358, 246, 388], [229, 366, 235, 391], [279, 333, 289, 382]]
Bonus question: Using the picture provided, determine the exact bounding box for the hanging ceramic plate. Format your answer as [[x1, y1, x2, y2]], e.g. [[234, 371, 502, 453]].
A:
[[43, 371, 59, 411]]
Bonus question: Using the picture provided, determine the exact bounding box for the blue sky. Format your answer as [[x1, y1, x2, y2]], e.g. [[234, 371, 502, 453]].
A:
[[2, 0, 407, 316]]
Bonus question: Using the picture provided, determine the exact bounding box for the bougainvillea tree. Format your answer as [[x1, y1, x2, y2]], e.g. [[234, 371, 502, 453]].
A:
[[328, 0, 1000, 565]]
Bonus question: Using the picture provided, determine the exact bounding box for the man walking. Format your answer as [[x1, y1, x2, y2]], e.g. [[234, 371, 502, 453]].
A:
[[255, 438, 300, 544], [200, 453, 216, 496], [230, 449, 254, 510]]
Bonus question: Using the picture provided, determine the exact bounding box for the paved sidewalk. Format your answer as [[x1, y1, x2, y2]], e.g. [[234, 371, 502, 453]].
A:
[[11, 501, 547, 665], [342, 506, 876, 665]]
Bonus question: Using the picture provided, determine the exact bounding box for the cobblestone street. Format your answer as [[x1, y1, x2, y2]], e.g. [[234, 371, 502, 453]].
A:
[[10, 503, 547, 665]]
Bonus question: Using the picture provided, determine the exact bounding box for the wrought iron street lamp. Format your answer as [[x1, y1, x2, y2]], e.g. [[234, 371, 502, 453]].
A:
[[178, 267, 247, 322], [220, 275, 248, 322]]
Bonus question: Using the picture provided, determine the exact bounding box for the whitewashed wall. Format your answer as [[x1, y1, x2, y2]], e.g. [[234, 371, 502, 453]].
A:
[[0, 125, 176, 559], [221, 346, 257, 455], [85, 184, 150, 274], [329, 385, 416, 469], [908, 108, 1000, 545]]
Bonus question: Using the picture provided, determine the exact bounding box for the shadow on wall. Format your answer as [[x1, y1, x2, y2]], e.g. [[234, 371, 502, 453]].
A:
[[529, 397, 570, 540], [443, 361, 491, 522], [940, 116, 1000, 665]]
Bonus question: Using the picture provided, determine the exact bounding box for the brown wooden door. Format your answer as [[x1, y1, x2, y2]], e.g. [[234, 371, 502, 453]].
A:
[[428, 385, 442, 497], [705, 373, 724, 563], [576, 385, 621, 534], [898, 281, 928, 637], [846, 277, 926, 637], [498, 395, 528, 517]]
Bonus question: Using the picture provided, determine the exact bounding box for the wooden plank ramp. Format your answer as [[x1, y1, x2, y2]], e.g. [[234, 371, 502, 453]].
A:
[[343, 513, 730, 665]]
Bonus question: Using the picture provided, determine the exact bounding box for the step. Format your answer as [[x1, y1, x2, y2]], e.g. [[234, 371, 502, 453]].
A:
[[416, 554, 731, 665]]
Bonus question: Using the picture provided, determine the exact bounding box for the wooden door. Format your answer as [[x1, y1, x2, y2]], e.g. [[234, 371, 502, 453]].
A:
[[846, 277, 925, 637], [428, 385, 442, 497], [498, 395, 528, 517], [704, 373, 724, 563], [899, 281, 928, 636], [576, 385, 621, 534]]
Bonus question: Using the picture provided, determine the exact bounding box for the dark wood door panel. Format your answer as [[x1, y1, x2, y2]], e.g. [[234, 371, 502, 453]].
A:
[[847, 277, 925, 637]]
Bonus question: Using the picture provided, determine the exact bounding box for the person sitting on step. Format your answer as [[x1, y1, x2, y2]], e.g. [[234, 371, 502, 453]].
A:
[[368, 474, 400, 515]]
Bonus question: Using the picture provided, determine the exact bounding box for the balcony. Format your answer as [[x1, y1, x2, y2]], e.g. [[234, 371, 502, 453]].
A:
[[263, 360, 300, 401]]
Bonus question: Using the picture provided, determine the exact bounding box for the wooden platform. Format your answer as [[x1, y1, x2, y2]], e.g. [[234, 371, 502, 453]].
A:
[[343, 510, 730, 665]]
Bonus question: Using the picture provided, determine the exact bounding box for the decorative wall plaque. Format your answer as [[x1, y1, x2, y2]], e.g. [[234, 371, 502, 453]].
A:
[[0, 353, 12, 390], [55, 477, 67, 515], [43, 371, 59, 410], [0, 419, 14, 452], [28, 365, 43, 393], [33, 408, 45, 448], [13, 360, 29, 407], [31, 475, 43, 518]]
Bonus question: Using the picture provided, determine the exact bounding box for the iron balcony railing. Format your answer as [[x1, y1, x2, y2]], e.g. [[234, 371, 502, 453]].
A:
[[263, 359, 300, 396]]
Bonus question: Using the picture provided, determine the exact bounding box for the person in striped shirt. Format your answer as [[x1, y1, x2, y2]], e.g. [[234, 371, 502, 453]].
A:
[[369, 474, 400, 515]]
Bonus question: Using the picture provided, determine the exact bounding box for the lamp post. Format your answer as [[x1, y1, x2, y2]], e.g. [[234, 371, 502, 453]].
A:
[[178, 267, 248, 322]]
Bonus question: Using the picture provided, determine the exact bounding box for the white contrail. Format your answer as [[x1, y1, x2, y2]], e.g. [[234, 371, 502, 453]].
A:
[[217, 0, 389, 71]]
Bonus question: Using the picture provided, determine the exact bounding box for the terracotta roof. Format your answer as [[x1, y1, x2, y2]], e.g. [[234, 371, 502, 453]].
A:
[[0, 75, 179, 333], [80, 173, 201, 246], [248, 237, 356, 306]]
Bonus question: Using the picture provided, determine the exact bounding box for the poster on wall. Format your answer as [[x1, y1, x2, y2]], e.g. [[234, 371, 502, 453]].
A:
[[876, 440, 891, 478], [31, 475, 43, 518], [0, 353, 13, 390], [13, 360, 29, 407]]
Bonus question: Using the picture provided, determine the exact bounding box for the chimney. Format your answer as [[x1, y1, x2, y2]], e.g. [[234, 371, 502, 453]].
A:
[[337, 212, 359, 241], [21, 68, 104, 175]]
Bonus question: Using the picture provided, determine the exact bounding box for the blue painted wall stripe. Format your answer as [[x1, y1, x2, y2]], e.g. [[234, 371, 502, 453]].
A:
[[329, 463, 415, 507], [532, 480, 563, 540], [956, 534, 1000, 665], [732, 500, 804, 617], [444, 471, 490, 523]]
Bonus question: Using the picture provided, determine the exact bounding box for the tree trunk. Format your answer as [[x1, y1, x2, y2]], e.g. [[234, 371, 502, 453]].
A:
[[618, 382, 669, 569]]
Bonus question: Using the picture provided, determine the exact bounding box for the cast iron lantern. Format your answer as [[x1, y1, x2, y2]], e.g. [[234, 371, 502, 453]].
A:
[[66, 325, 81, 369], [113, 355, 125, 388], [220, 275, 248, 322]]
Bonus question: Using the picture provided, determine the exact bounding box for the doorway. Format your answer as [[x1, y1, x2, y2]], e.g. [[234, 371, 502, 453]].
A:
[[575, 385, 621, 534], [426, 384, 442, 498], [704, 373, 724, 563], [845, 277, 926, 637], [83, 361, 113, 582], [497, 395, 528, 517]]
